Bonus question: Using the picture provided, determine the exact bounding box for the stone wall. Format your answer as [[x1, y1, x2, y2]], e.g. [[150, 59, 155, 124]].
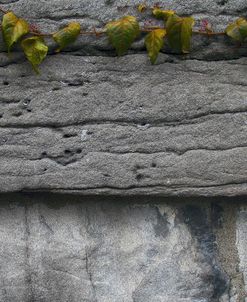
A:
[[0, 194, 246, 302], [0, 1, 247, 196], [0, 0, 247, 301]]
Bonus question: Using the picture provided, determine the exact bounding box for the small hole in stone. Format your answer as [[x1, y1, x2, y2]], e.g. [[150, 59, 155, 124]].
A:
[[76, 148, 82, 154], [151, 162, 157, 168], [23, 99, 31, 106], [136, 174, 144, 181], [27, 108, 32, 112], [83, 92, 88, 96], [3, 81, 9, 86], [63, 133, 77, 138], [64, 149, 72, 154], [0, 114, 3, 119], [52, 87, 60, 91], [41, 152, 47, 157], [43, 168, 47, 172]]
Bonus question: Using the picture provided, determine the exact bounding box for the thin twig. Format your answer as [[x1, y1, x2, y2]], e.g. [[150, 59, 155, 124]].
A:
[[193, 30, 226, 36], [29, 31, 53, 37], [0, 6, 7, 14]]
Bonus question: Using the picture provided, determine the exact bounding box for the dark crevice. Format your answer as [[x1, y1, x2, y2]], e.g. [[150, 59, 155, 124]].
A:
[[0, 109, 246, 129], [19, 181, 247, 194]]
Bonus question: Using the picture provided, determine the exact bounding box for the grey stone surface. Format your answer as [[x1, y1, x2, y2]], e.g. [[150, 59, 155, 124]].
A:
[[0, 1, 246, 196], [0, 54, 246, 195], [0, 3, 246, 302], [0, 194, 246, 302]]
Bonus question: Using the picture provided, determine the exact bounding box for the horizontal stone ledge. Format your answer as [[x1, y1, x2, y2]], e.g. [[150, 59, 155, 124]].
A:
[[1, 148, 247, 195], [0, 53, 246, 197]]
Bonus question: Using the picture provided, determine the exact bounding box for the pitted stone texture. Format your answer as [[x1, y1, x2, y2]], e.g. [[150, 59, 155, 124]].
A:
[[0, 54, 246, 195], [0, 194, 244, 302]]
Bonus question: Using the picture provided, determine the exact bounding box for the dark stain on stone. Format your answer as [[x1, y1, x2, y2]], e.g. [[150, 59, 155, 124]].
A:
[[181, 205, 216, 257], [39, 214, 54, 234], [212, 266, 229, 300], [146, 248, 158, 258], [180, 205, 229, 301], [216, 0, 228, 5], [210, 202, 224, 229], [153, 207, 169, 238]]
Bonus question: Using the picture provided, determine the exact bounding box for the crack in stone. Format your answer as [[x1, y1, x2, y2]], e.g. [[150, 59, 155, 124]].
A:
[[1, 109, 246, 129], [85, 250, 98, 301], [24, 204, 35, 302]]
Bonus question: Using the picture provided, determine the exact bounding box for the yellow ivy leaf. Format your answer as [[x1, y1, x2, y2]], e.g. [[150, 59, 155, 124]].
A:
[[53, 22, 81, 52], [226, 18, 247, 42], [106, 16, 140, 56], [145, 29, 166, 64], [153, 8, 175, 21], [21, 36, 48, 74], [2, 12, 29, 52], [166, 14, 194, 54], [137, 4, 147, 13]]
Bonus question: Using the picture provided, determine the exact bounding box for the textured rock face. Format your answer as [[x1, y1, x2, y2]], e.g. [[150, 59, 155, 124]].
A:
[[0, 2, 246, 301], [0, 54, 247, 195], [0, 0, 247, 196], [0, 194, 246, 302]]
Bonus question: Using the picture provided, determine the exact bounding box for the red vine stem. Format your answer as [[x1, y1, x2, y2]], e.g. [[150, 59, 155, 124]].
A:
[[9, 28, 228, 38]]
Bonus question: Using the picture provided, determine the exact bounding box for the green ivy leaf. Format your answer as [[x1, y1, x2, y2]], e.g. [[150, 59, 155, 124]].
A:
[[145, 29, 166, 64], [53, 22, 81, 52], [166, 14, 195, 53], [2, 12, 29, 52], [153, 8, 175, 21], [225, 18, 247, 42], [106, 16, 140, 56], [21, 36, 48, 74], [137, 4, 147, 13]]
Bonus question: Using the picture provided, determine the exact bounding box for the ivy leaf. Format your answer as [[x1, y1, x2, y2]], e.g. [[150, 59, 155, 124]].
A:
[[2, 12, 29, 52], [106, 16, 140, 56], [166, 14, 195, 53], [153, 8, 175, 21], [225, 18, 247, 42], [145, 29, 166, 64], [53, 22, 81, 52], [21, 36, 48, 74], [137, 4, 147, 13]]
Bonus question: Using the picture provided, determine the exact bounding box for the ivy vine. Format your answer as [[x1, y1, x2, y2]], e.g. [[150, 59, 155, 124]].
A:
[[0, 4, 246, 73]]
